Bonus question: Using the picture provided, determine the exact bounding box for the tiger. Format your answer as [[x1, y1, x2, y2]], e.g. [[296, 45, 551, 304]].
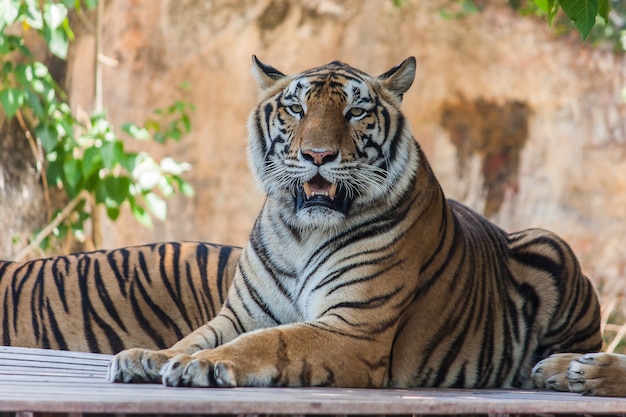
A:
[[0, 241, 240, 353], [107, 56, 605, 393]]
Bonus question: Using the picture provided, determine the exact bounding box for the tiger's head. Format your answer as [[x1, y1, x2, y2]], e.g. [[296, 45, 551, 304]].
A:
[[247, 57, 419, 231]]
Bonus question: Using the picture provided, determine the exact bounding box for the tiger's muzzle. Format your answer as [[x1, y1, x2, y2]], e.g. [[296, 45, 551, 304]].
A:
[[296, 174, 351, 214]]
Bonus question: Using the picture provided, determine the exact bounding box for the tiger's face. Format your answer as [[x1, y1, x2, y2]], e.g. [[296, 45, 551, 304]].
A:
[[247, 57, 418, 231]]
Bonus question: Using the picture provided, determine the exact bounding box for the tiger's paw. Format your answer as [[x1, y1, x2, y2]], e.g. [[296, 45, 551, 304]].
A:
[[567, 353, 626, 397], [160, 353, 237, 387], [531, 353, 581, 391], [107, 348, 172, 383]]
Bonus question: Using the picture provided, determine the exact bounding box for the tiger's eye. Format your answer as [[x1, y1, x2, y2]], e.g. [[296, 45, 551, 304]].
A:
[[289, 104, 303, 114], [348, 107, 366, 119]]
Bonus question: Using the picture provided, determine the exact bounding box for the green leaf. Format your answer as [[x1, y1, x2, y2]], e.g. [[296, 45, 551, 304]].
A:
[[546, 0, 559, 25], [181, 113, 192, 133], [597, 0, 610, 25], [43, 26, 70, 59], [35, 122, 59, 151], [23, 89, 44, 119], [144, 119, 161, 133], [0, 88, 24, 119], [172, 176, 195, 197], [179, 180, 194, 196], [103, 175, 132, 205], [535, 0, 559, 25], [0, 35, 8, 54], [106, 205, 121, 221], [14, 63, 32, 84], [100, 140, 124, 170], [153, 131, 166, 143], [81, 146, 103, 178], [45, 157, 63, 186], [559, 0, 599, 40], [6, 35, 32, 57], [62, 157, 82, 196], [83, 0, 97, 10], [144, 192, 167, 221], [120, 152, 138, 173], [61, 17, 75, 42], [131, 202, 153, 228]]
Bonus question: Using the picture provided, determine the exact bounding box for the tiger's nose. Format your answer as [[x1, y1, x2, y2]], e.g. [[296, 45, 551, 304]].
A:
[[301, 149, 338, 166]]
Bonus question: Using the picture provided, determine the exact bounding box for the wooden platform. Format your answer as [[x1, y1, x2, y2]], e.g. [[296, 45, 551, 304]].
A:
[[2, 346, 626, 416]]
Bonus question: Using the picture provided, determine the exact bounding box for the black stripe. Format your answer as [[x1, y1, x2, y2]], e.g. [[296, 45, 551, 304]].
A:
[[239, 266, 281, 325], [32, 260, 46, 344], [77, 256, 99, 353], [11, 262, 34, 332], [158, 243, 192, 330], [51, 256, 70, 313], [129, 276, 167, 349], [106, 248, 129, 297], [184, 260, 205, 326], [45, 298, 68, 350], [196, 243, 216, 318], [216, 244, 235, 303], [93, 259, 127, 332]]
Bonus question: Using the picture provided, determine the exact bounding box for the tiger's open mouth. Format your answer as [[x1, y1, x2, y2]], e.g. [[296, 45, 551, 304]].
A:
[[295, 174, 351, 214]]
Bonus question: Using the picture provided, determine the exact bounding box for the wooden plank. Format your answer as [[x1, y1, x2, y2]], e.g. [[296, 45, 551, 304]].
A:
[[1, 347, 626, 415]]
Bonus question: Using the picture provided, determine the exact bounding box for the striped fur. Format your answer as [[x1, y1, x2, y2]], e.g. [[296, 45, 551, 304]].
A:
[[108, 57, 602, 389], [0, 242, 240, 353]]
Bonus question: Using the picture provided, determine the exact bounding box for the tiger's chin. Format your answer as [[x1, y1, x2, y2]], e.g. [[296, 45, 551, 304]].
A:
[[294, 206, 346, 231]]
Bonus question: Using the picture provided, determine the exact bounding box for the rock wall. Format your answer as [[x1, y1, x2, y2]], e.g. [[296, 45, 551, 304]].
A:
[[62, 0, 625, 300]]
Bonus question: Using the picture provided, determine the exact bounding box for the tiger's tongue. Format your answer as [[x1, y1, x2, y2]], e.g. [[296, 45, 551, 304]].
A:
[[303, 175, 337, 199]]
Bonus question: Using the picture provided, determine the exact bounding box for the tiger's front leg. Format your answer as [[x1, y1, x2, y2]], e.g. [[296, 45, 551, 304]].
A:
[[567, 353, 626, 396], [159, 323, 388, 388], [531, 353, 581, 391], [108, 314, 240, 383]]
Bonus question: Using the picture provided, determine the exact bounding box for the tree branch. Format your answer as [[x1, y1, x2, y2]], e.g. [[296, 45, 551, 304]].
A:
[[11, 190, 89, 261]]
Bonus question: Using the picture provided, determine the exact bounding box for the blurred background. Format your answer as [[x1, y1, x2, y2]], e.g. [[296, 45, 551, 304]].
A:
[[1, 0, 626, 349]]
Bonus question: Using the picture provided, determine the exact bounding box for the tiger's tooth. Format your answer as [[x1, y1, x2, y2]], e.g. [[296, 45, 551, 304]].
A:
[[303, 182, 312, 198], [329, 183, 337, 200]]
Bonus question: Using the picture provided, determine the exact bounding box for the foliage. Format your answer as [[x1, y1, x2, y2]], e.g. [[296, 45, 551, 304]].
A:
[[0, 0, 194, 256], [533, 0, 616, 41], [439, 0, 623, 44]]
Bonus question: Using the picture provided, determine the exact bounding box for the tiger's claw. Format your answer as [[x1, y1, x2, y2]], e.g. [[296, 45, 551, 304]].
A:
[[160, 353, 237, 387], [108, 348, 171, 383]]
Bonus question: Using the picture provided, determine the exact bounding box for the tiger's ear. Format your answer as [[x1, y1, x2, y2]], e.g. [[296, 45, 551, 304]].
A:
[[252, 55, 286, 90], [378, 57, 416, 100]]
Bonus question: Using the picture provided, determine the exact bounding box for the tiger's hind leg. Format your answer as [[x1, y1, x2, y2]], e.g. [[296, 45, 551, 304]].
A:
[[532, 352, 626, 396], [567, 353, 626, 396], [531, 353, 581, 391]]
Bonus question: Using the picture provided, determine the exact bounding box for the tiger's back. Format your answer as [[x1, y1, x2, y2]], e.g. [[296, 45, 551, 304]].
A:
[[0, 241, 240, 353], [390, 200, 601, 388]]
